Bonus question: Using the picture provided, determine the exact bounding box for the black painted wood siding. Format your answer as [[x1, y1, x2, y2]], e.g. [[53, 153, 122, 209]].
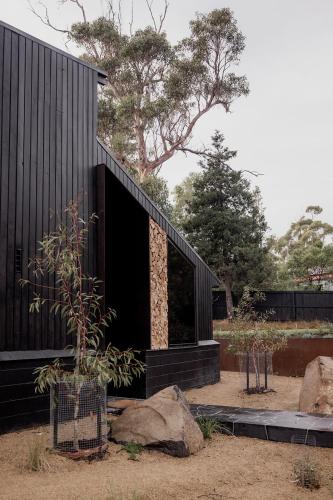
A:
[[96, 141, 217, 341], [0, 353, 73, 431], [0, 22, 99, 351], [145, 342, 220, 397]]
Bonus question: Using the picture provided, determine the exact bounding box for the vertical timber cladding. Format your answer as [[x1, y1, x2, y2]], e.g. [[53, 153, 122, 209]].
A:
[[149, 218, 168, 349]]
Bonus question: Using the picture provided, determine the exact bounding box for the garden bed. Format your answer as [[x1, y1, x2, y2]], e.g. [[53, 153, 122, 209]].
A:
[[1, 423, 333, 499], [216, 338, 333, 377]]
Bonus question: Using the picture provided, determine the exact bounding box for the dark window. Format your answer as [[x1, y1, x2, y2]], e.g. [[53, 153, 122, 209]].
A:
[[15, 248, 23, 275], [168, 241, 196, 345]]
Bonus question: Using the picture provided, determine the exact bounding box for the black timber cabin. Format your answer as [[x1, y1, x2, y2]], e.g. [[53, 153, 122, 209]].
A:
[[0, 20, 220, 431]]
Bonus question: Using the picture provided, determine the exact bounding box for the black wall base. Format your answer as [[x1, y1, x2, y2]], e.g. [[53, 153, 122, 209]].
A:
[[109, 340, 220, 399], [0, 342, 220, 433]]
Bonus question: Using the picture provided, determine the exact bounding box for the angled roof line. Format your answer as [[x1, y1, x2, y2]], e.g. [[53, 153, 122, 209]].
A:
[[96, 138, 220, 286], [0, 19, 107, 82]]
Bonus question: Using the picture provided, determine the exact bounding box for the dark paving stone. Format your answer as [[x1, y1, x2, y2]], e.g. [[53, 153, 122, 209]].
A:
[[108, 397, 333, 448], [190, 403, 333, 448]]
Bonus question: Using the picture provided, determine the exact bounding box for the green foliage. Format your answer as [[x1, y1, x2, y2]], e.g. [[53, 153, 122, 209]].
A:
[[234, 287, 268, 323], [172, 172, 200, 232], [64, 6, 249, 178], [226, 328, 287, 354], [180, 132, 273, 316], [120, 442, 143, 461], [139, 174, 173, 219], [293, 455, 321, 490], [196, 417, 220, 439], [216, 326, 333, 339], [226, 287, 287, 354], [20, 201, 145, 392], [272, 206, 333, 290]]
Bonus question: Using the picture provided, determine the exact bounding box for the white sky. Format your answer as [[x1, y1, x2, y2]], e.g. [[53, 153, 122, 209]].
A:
[[1, 0, 332, 236]]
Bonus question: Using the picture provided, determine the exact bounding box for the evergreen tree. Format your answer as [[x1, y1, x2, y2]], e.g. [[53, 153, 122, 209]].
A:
[[183, 131, 272, 317]]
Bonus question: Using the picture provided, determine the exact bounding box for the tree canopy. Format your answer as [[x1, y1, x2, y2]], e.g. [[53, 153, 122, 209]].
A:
[[178, 131, 272, 317], [140, 174, 173, 219], [272, 206, 333, 289], [32, 1, 249, 180], [172, 172, 199, 232]]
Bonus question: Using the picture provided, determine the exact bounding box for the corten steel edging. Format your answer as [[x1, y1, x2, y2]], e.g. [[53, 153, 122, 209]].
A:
[[216, 337, 333, 377]]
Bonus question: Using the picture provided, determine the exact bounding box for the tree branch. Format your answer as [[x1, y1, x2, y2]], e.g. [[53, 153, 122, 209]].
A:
[[178, 147, 263, 177], [63, 0, 87, 22], [145, 0, 169, 33], [28, 0, 70, 34]]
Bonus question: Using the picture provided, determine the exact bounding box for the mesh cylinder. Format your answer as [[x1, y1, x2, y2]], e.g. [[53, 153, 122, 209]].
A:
[[50, 378, 108, 453], [237, 351, 273, 394]]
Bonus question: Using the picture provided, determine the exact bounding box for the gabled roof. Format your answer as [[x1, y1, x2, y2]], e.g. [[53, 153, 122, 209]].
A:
[[96, 139, 220, 286], [0, 19, 107, 84]]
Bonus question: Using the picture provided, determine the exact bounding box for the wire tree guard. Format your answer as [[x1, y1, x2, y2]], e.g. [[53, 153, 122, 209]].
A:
[[51, 378, 108, 459], [238, 351, 273, 394]]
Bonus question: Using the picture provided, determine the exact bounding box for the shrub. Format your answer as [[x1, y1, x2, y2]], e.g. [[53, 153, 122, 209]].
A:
[[121, 442, 143, 461], [293, 456, 321, 490]]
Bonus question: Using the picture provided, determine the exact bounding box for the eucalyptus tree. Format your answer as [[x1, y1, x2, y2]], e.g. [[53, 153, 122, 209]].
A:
[[31, 1, 249, 180], [273, 206, 333, 289]]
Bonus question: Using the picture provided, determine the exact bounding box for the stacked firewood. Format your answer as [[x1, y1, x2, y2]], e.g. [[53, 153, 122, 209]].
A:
[[149, 218, 168, 350]]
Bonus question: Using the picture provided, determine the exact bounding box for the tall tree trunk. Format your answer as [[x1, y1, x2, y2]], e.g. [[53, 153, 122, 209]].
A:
[[225, 280, 234, 319]]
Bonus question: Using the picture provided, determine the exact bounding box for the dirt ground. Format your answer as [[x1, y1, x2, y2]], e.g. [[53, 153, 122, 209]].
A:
[[186, 371, 303, 411], [1, 424, 333, 500]]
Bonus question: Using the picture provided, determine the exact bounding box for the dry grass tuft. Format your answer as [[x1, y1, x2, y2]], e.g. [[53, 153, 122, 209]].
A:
[[26, 434, 51, 472], [293, 455, 321, 490]]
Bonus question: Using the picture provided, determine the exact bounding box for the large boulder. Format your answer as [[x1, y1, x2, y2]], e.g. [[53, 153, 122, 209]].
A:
[[299, 356, 333, 414], [111, 385, 204, 457]]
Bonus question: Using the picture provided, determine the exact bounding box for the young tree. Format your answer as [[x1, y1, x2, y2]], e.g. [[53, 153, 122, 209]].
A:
[[182, 131, 272, 318], [272, 206, 333, 289], [31, 2, 249, 180], [20, 201, 144, 452]]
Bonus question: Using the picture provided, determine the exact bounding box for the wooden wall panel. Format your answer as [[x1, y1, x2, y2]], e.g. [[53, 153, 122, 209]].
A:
[[149, 218, 168, 350], [0, 23, 99, 351]]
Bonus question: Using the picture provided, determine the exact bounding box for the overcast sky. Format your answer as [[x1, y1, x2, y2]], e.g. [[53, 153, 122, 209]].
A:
[[2, 0, 332, 236]]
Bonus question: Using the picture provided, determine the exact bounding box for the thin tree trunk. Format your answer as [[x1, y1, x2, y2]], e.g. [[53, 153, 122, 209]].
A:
[[225, 280, 234, 319], [73, 381, 83, 451]]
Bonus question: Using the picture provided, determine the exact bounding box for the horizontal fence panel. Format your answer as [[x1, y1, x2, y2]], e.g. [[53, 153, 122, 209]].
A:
[[213, 291, 333, 322]]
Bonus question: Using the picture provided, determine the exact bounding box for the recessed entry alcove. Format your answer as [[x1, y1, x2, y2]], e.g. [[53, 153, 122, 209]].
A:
[[96, 161, 220, 399]]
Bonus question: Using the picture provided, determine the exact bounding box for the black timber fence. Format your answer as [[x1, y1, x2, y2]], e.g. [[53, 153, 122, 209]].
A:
[[213, 290, 333, 322]]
